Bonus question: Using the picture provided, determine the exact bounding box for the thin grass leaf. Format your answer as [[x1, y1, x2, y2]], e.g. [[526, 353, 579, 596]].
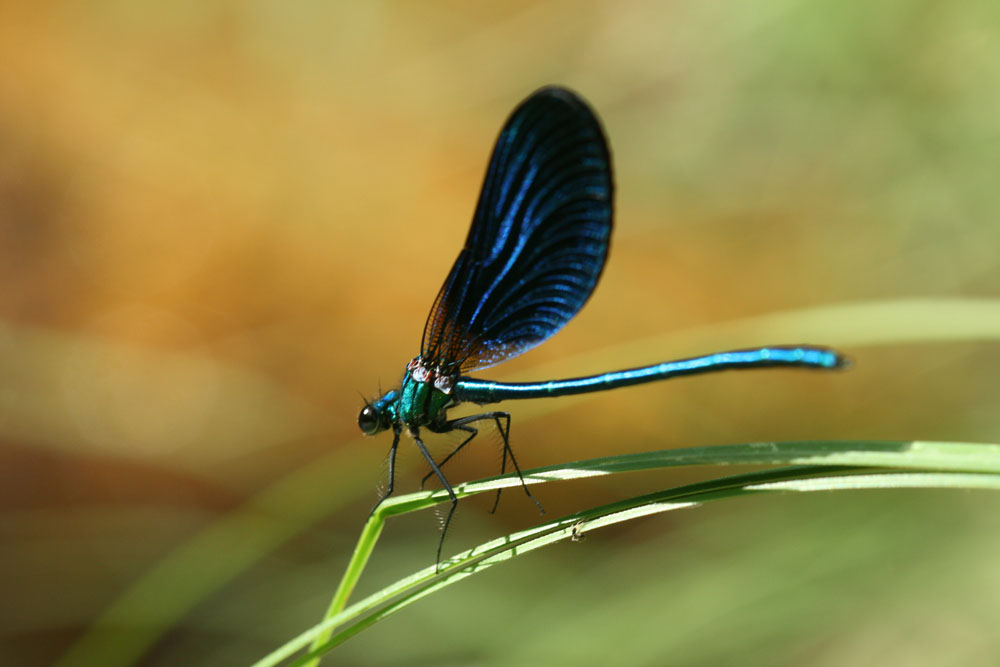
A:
[[301, 438, 1000, 660], [259, 465, 1000, 666], [255, 439, 1000, 666]]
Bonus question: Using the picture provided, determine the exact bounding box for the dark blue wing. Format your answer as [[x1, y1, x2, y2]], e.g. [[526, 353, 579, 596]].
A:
[[421, 86, 613, 374]]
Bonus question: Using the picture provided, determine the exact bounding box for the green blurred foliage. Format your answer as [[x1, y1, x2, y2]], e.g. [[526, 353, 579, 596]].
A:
[[1, 1, 999, 665]]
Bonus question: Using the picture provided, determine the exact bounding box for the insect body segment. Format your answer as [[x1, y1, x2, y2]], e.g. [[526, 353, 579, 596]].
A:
[[397, 359, 457, 430]]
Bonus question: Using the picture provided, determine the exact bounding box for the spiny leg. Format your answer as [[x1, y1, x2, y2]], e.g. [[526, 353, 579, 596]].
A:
[[490, 412, 543, 515], [369, 425, 401, 519], [410, 430, 458, 571], [490, 414, 510, 513], [440, 412, 544, 516], [419, 423, 478, 490]]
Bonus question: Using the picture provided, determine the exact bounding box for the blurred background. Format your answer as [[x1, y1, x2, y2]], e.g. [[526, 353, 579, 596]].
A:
[[2, 1, 1000, 665]]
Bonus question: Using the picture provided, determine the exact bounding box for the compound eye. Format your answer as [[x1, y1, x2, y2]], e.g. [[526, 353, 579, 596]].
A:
[[358, 404, 381, 435]]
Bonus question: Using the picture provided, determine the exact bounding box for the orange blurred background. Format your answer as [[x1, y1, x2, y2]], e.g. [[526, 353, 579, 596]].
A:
[[3, 2, 1000, 665]]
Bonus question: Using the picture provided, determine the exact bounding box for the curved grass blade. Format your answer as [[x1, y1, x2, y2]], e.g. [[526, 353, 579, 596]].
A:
[[282, 439, 1000, 666], [258, 463, 1000, 666]]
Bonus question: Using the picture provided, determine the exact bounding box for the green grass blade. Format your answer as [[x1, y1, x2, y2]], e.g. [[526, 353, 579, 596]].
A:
[[289, 438, 1000, 667], [258, 464, 1000, 666], [338, 440, 1000, 530]]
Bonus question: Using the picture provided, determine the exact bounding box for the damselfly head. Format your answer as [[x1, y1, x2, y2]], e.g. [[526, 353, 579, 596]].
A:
[[357, 391, 397, 435]]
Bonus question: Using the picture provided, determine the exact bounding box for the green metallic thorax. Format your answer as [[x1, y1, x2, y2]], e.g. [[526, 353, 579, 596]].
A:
[[397, 370, 455, 429]]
